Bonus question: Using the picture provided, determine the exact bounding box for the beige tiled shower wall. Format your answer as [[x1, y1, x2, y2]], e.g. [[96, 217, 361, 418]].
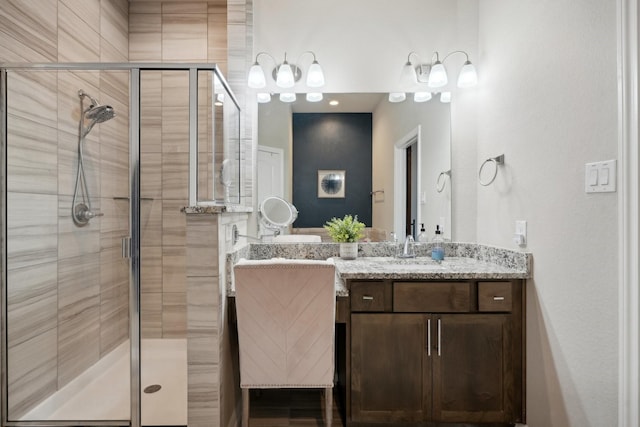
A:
[[1, 0, 130, 418], [129, 1, 229, 339]]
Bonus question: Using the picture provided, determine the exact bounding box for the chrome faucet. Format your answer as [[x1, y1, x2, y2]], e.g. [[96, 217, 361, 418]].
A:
[[398, 235, 416, 258]]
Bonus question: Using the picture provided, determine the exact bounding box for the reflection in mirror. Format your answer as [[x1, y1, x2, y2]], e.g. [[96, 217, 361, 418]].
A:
[[257, 93, 451, 241]]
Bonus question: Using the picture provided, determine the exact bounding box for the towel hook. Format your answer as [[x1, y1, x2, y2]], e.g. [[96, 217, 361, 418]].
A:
[[436, 170, 451, 193], [479, 154, 504, 186]]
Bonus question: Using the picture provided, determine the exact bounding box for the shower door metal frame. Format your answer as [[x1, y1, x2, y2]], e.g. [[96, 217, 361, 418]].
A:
[[0, 62, 229, 427]]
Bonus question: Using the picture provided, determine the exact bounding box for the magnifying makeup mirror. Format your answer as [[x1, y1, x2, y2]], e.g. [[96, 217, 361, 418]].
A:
[[260, 196, 299, 230]]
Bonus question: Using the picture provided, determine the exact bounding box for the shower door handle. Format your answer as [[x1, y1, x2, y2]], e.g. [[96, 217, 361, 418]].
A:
[[122, 237, 131, 259]]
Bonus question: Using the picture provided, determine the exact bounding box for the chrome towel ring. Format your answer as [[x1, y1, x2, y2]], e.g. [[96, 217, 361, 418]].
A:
[[478, 154, 505, 186], [436, 170, 451, 193]]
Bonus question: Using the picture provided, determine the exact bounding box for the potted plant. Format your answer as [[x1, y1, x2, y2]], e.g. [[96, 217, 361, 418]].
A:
[[324, 214, 366, 259]]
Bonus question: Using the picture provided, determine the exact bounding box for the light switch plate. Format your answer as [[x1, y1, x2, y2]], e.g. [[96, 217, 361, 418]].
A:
[[514, 220, 527, 247], [585, 160, 616, 193]]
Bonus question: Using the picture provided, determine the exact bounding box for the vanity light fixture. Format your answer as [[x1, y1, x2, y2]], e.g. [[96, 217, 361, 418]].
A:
[[394, 50, 478, 102], [279, 92, 296, 103], [440, 91, 452, 103], [248, 51, 326, 90], [256, 92, 271, 103], [388, 92, 406, 103], [414, 92, 433, 103], [306, 92, 323, 102]]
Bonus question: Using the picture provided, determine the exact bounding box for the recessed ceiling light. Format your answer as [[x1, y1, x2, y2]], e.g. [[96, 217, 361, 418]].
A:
[[329, 100, 339, 106]]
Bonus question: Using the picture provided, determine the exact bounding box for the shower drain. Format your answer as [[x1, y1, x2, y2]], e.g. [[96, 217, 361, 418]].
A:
[[144, 384, 162, 394]]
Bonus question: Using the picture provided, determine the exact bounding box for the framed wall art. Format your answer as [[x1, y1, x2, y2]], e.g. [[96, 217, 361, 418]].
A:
[[318, 170, 345, 198]]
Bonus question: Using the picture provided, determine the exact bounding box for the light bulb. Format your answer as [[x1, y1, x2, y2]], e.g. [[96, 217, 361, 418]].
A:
[[440, 91, 451, 103], [247, 63, 266, 88], [306, 61, 325, 88], [388, 92, 406, 103], [428, 61, 448, 88], [279, 92, 296, 103], [413, 92, 432, 103], [306, 92, 323, 102], [276, 61, 295, 88], [256, 93, 271, 103], [400, 61, 418, 89], [457, 61, 478, 88]]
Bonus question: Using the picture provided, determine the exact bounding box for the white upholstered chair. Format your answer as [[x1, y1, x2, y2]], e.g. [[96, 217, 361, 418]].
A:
[[233, 259, 336, 427]]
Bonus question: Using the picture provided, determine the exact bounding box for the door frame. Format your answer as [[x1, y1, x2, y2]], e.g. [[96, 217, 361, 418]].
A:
[[394, 126, 422, 239], [617, 0, 639, 425]]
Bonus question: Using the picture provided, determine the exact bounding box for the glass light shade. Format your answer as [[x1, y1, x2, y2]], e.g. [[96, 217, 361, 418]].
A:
[[457, 61, 478, 88], [440, 91, 451, 103], [306, 92, 323, 102], [306, 61, 325, 87], [247, 63, 266, 88], [276, 62, 295, 88], [256, 92, 271, 103], [400, 62, 418, 88], [413, 92, 433, 103], [388, 92, 406, 103], [215, 93, 225, 106], [428, 61, 448, 88], [279, 92, 296, 103]]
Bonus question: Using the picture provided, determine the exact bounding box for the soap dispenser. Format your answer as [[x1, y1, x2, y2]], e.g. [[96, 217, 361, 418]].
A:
[[417, 223, 429, 243], [431, 225, 445, 262]]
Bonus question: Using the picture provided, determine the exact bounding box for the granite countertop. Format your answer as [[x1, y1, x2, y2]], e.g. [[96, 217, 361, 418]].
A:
[[227, 242, 532, 298], [332, 256, 529, 280]]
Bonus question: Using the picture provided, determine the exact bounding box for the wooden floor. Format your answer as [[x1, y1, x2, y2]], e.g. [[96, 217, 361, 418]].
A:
[[248, 389, 345, 427]]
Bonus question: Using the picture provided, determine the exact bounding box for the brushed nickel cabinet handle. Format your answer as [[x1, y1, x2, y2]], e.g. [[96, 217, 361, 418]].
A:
[[437, 318, 442, 357], [427, 318, 431, 357], [493, 296, 505, 301], [362, 295, 374, 301]]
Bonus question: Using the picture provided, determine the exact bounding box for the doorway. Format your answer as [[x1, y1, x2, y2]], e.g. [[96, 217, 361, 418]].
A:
[[394, 126, 422, 240]]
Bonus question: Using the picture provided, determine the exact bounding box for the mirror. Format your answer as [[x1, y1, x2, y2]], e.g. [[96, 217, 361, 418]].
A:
[[260, 196, 299, 230], [257, 93, 451, 241]]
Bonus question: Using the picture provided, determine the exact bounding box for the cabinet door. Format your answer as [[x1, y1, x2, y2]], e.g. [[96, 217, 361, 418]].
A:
[[432, 314, 513, 423], [351, 314, 431, 423]]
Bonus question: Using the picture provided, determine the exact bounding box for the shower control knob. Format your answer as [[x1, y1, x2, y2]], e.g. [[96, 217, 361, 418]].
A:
[[73, 203, 103, 226]]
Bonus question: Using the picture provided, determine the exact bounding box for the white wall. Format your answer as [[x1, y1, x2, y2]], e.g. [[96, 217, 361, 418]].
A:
[[477, 1, 619, 426]]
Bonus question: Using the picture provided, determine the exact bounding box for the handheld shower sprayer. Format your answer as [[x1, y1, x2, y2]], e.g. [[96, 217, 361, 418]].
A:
[[72, 90, 116, 226]]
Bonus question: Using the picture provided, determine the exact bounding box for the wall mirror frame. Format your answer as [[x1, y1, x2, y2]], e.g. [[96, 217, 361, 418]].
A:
[[257, 93, 452, 241]]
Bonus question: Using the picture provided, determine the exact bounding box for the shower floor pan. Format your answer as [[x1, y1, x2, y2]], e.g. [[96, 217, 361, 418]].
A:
[[21, 338, 187, 425]]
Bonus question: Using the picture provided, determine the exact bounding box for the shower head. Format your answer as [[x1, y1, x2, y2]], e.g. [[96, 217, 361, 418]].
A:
[[78, 89, 116, 137], [85, 104, 116, 123]]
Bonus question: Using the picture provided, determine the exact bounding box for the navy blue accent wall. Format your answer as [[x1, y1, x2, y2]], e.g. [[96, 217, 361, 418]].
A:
[[292, 113, 372, 228]]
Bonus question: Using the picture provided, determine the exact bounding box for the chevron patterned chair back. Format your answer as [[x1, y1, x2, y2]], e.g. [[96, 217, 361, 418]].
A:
[[234, 259, 336, 427]]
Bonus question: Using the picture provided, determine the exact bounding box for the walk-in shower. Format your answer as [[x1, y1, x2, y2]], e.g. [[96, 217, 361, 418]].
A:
[[72, 90, 115, 226], [1, 63, 240, 427]]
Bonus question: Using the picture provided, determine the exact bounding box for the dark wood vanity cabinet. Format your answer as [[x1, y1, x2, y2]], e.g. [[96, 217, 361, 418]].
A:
[[347, 280, 525, 426]]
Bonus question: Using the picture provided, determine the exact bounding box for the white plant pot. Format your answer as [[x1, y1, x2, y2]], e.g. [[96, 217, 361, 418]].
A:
[[339, 242, 358, 260]]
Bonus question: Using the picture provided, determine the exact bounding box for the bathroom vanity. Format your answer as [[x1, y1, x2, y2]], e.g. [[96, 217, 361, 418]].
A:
[[228, 243, 530, 427]]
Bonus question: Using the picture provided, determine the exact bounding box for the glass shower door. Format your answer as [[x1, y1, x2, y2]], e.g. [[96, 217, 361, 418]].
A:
[[2, 67, 132, 424]]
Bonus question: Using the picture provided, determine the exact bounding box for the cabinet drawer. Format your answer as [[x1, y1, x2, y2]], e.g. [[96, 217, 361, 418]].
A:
[[393, 282, 472, 312], [350, 281, 388, 312], [478, 281, 513, 312]]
